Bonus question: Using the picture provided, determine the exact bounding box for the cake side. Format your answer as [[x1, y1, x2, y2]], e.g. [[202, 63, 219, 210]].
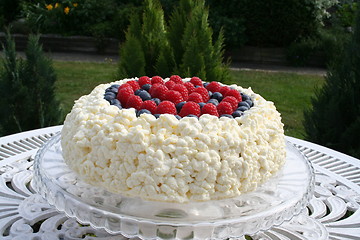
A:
[[61, 78, 286, 203]]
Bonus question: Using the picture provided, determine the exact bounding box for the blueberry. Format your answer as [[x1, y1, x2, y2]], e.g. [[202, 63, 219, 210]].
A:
[[105, 85, 120, 94], [241, 93, 250, 101], [154, 114, 161, 118], [104, 92, 116, 101], [136, 109, 151, 117], [207, 99, 219, 106], [175, 115, 181, 120], [142, 84, 152, 92], [237, 106, 249, 112], [208, 91, 213, 98], [245, 99, 254, 107], [211, 92, 223, 102], [176, 102, 186, 112], [198, 102, 206, 109], [232, 111, 244, 118], [152, 98, 161, 105], [220, 114, 234, 118], [138, 91, 151, 101], [135, 89, 144, 95], [113, 103, 122, 110], [238, 101, 250, 109], [110, 99, 121, 106], [185, 114, 198, 119], [203, 82, 209, 88]]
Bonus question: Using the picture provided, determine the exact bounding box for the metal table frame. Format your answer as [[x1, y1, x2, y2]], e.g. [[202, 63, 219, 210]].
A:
[[0, 125, 359, 240]]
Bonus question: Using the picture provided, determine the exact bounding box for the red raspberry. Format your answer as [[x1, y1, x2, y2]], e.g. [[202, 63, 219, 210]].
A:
[[194, 87, 210, 102], [206, 81, 222, 93], [190, 77, 203, 86], [149, 84, 168, 100], [138, 76, 151, 87], [187, 92, 203, 103], [119, 83, 132, 91], [140, 100, 157, 114], [117, 87, 134, 106], [225, 89, 242, 101], [201, 103, 219, 117], [173, 84, 188, 101], [155, 101, 177, 115], [126, 94, 143, 110], [151, 76, 164, 85], [179, 102, 201, 117], [127, 80, 140, 91], [165, 80, 176, 90], [219, 86, 231, 96], [217, 101, 233, 116], [184, 81, 196, 94], [164, 90, 184, 105], [222, 96, 238, 111], [170, 75, 183, 84]]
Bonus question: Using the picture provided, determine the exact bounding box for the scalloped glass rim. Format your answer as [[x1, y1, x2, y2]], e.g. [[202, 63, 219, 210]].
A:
[[33, 133, 314, 239]]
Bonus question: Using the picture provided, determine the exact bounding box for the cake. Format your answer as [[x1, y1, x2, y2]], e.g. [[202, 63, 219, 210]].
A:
[[61, 76, 286, 203]]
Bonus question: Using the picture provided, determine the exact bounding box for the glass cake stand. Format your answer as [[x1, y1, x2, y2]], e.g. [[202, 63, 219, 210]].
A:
[[33, 133, 314, 240]]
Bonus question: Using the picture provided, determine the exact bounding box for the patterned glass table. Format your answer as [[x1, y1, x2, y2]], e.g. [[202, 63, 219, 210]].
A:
[[0, 125, 359, 240]]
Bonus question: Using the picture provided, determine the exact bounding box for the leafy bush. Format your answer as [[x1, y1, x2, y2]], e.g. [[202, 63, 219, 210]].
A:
[[303, 6, 360, 159], [0, 31, 62, 136]]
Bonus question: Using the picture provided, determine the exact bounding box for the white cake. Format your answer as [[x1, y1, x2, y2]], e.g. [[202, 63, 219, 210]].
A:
[[61, 77, 286, 203]]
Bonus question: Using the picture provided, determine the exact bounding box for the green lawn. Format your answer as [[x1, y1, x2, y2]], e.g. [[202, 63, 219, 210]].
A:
[[54, 61, 324, 139]]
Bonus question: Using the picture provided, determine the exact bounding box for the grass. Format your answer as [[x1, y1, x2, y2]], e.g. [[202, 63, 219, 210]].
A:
[[53, 61, 324, 139]]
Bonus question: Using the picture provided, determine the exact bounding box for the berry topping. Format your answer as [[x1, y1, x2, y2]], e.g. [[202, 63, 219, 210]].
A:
[[194, 87, 210, 102], [211, 92, 223, 102], [190, 77, 203, 86], [136, 109, 151, 117], [126, 95, 143, 110], [184, 81, 196, 94], [151, 76, 164, 85], [217, 101, 233, 116], [152, 98, 161, 105], [140, 100, 157, 114], [176, 101, 186, 112], [225, 88, 242, 101], [165, 80, 176, 90], [173, 84, 189, 101], [179, 101, 201, 117], [117, 87, 134, 106], [138, 76, 151, 87], [187, 92, 204, 103], [119, 83, 133, 91], [206, 81, 222, 93], [201, 103, 219, 117], [127, 80, 141, 91], [136, 90, 152, 101], [149, 84, 168, 100], [141, 84, 152, 91], [155, 101, 177, 115], [207, 98, 219, 106], [170, 75, 183, 84], [222, 96, 238, 111], [219, 86, 231, 96], [164, 90, 184, 104]]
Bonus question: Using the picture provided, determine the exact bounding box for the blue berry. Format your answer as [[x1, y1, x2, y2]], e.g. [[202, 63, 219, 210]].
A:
[[232, 111, 244, 118], [211, 92, 223, 102], [237, 106, 249, 112], [185, 114, 198, 119], [238, 101, 250, 109], [245, 99, 253, 107], [110, 99, 121, 106], [142, 84, 151, 91], [152, 98, 161, 105], [138, 90, 151, 101], [220, 114, 234, 118], [241, 93, 250, 101], [135, 89, 144, 95], [105, 84, 120, 94], [104, 92, 116, 101], [136, 109, 151, 117], [175, 115, 181, 120], [198, 102, 206, 109], [154, 114, 161, 118], [207, 99, 219, 106], [203, 82, 209, 88], [176, 102, 186, 112]]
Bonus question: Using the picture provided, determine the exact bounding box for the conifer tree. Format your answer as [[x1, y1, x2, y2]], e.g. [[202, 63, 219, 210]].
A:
[[304, 7, 360, 158], [0, 32, 62, 136]]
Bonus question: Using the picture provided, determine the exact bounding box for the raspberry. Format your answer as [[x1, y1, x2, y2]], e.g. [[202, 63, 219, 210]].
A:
[[149, 84, 168, 100], [206, 81, 222, 93], [140, 100, 157, 114], [184, 81, 196, 94], [151, 76, 164, 85], [119, 83, 132, 91], [127, 80, 140, 91], [165, 80, 176, 90], [217, 101, 233, 116], [201, 103, 219, 117], [187, 92, 203, 103], [117, 87, 134, 106], [219, 86, 231, 96], [194, 87, 210, 102], [225, 89, 242, 101], [173, 84, 189, 101], [190, 77, 203, 86], [155, 101, 177, 115], [138, 76, 151, 87], [164, 90, 184, 105], [222, 96, 238, 111], [170, 75, 183, 84], [179, 101, 201, 117], [126, 94, 143, 110]]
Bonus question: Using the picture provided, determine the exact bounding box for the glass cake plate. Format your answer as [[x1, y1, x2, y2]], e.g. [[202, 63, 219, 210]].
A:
[[33, 133, 314, 239]]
